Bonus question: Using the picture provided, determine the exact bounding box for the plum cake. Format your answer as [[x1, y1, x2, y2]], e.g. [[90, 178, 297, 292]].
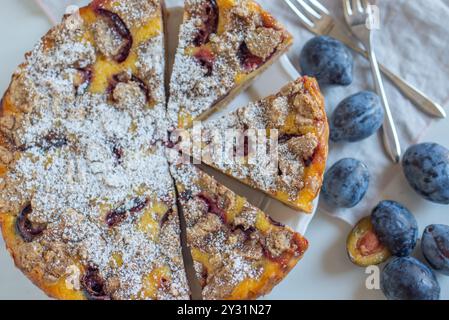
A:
[[0, 0, 189, 300], [167, 0, 293, 128], [170, 161, 308, 300], [174, 77, 328, 213], [0, 0, 327, 301]]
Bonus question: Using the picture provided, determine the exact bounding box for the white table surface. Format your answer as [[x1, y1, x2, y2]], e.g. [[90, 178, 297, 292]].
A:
[[0, 0, 448, 300]]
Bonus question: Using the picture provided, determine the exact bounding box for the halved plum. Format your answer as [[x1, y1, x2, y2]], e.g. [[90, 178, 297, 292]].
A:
[[192, 0, 219, 46], [16, 204, 46, 243], [347, 217, 391, 267]]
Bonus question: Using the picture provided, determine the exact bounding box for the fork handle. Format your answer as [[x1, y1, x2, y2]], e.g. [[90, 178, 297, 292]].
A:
[[378, 66, 446, 118], [368, 47, 402, 163], [335, 31, 446, 118]]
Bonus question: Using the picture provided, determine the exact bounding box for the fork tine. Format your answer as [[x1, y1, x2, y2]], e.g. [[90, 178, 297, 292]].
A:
[[361, 0, 370, 11], [283, 0, 315, 30], [296, 0, 321, 20], [352, 0, 363, 13], [343, 0, 352, 15], [308, 0, 330, 16]]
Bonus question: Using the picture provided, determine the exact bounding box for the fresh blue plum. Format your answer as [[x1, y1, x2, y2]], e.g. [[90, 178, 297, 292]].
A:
[[422, 224, 449, 276], [402, 143, 449, 204], [381, 257, 440, 300], [322, 158, 370, 208], [371, 200, 418, 257], [330, 91, 384, 142], [299, 36, 353, 86]]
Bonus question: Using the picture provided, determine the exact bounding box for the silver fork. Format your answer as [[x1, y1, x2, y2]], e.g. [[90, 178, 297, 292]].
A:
[[283, 0, 446, 119], [343, 0, 401, 162]]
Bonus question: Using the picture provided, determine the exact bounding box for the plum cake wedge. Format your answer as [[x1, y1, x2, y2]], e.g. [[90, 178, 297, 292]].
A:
[[175, 77, 329, 213], [0, 0, 190, 300], [170, 162, 308, 300], [167, 0, 293, 128]]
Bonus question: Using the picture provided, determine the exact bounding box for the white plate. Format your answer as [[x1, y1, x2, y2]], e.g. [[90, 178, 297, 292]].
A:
[[0, 2, 316, 300]]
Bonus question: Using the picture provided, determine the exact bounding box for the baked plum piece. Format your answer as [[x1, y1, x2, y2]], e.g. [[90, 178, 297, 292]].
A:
[[191, 0, 219, 46], [347, 217, 391, 267], [16, 204, 47, 243], [81, 266, 110, 300], [93, 8, 133, 63]]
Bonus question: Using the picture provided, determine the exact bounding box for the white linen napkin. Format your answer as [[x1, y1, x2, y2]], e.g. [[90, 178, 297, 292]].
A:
[[34, 0, 449, 226]]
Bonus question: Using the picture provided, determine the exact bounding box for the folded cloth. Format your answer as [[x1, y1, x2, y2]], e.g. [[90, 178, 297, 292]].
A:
[[35, 0, 449, 226]]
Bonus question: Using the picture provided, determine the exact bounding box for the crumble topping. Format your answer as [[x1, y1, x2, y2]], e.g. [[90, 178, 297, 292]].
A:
[[245, 27, 283, 60], [287, 133, 319, 160], [112, 81, 147, 109], [265, 230, 293, 258]]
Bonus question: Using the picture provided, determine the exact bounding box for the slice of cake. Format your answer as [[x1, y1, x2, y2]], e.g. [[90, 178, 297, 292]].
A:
[[170, 161, 308, 300], [175, 77, 329, 213], [0, 0, 189, 300], [167, 0, 293, 128]]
